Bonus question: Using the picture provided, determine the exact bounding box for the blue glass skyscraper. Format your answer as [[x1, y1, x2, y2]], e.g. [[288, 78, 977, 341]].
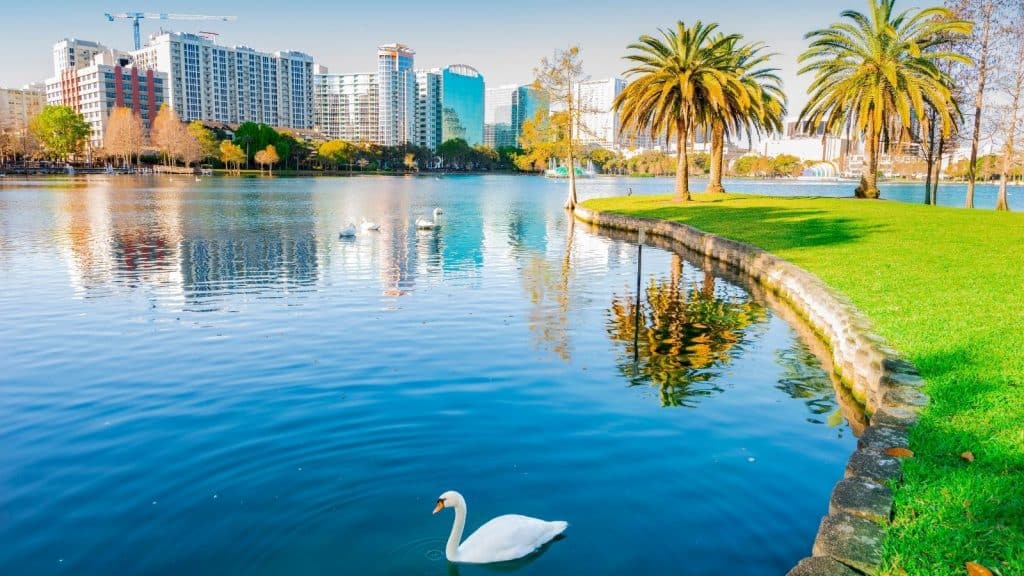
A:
[[440, 65, 484, 146]]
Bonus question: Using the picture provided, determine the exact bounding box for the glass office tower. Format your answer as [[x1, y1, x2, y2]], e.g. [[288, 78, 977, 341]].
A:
[[484, 84, 548, 149], [440, 65, 484, 146]]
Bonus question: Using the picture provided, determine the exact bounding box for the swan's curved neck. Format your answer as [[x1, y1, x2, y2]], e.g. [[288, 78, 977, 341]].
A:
[[446, 499, 467, 561]]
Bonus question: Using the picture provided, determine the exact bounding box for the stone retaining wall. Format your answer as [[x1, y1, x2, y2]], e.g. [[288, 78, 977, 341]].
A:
[[574, 206, 928, 576]]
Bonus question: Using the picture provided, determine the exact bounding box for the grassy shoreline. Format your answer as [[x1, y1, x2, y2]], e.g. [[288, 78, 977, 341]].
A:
[[581, 193, 1023, 576]]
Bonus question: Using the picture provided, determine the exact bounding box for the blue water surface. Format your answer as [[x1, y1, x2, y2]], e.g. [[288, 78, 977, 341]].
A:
[[0, 175, 869, 575]]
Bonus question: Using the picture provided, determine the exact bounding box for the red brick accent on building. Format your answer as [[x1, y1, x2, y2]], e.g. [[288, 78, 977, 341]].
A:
[[60, 69, 82, 112], [114, 65, 124, 108], [146, 69, 156, 125]]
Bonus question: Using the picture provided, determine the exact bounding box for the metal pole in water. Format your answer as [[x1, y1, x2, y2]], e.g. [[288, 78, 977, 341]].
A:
[[633, 228, 645, 365]]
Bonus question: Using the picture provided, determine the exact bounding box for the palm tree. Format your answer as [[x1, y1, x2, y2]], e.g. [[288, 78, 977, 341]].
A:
[[798, 0, 970, 199], [707, 38, 787, 194], [615, 21, 751, 202]]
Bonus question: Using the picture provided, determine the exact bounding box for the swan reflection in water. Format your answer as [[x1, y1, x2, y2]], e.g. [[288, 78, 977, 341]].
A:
[[442, 538, 565, 576]]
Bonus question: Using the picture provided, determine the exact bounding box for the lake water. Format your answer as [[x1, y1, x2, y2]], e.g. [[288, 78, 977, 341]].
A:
[[599, 175, 1023, 210], [0, 174, 869, 575]]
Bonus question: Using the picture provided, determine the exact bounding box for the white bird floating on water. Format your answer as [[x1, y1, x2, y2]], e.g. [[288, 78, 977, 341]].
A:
[[338, 221, 358, 238], [433, 490, 567, 564], [361, 218, 380, 232], [416, 208, 444, 230]]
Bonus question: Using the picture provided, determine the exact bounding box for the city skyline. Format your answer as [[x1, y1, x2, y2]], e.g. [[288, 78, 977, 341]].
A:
[[0, 0, 917, 115]]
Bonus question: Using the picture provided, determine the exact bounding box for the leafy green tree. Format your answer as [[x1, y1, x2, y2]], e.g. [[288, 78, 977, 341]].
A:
[[219, 140, 245, 173], [798, 0, 970, 198], [615, 21, 750, 201], [771, 154, 803, 177], [496, 146, 523, 170], [437, 138, 473, 169], [588, 147, 619, 172], [319, 140, 356, 170], [29, 105, 91, 161], [691, 151, 711, 173], [514, 111, 563, 172], [187, 121, 219, 163], [234, 122, 281, 165]]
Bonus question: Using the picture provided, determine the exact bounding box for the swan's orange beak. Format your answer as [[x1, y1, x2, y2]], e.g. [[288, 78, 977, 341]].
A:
[[432, 500, 445, 514]]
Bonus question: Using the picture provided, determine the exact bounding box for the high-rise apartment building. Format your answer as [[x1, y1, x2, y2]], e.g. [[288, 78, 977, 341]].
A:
[[484, 84, 547, 149], [52, 39, 110, 74], [45, 50, 166, 149], [575, 78, 626, 149], [377, 43, 416, 146], [311, 44, 486, 152], [440, 65, 484, 146], [0, 84, 46, 131], [313, 70, 379, 143], [570, 78, 670, 151], [413, 70, 441, 150], [131, 32, 314, 129]]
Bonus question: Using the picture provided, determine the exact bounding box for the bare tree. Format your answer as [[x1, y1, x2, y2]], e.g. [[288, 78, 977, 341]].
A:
[[151, 104, 179, 165], [994, 4, 1024, 211], [950, 0, 1006, 208], [0, 128, 14, 166], [534, 46, 593, 210], [103, 107, 146, 169], [179, 130, 201, 169]]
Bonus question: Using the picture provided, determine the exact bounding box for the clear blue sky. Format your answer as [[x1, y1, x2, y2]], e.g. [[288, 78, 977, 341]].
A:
[[4, 0, 909, 114]]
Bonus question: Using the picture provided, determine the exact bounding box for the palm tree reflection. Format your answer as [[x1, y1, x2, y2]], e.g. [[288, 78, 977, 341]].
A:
[[608, 256, 767, 407]]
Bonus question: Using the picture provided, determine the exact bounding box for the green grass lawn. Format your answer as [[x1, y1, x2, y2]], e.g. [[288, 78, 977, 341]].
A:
[[582, 193, 1024, 576]]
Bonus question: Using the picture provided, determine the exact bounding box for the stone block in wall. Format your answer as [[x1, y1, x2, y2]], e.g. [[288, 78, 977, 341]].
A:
[[813, 512, 885, 575], [845, 448, 902, 485], [787, 556, 863, 576], [882, 387, 929, 409], [857, 425, 910, 451], [870, 405, 920, 428], [829, 477, 894, 524]]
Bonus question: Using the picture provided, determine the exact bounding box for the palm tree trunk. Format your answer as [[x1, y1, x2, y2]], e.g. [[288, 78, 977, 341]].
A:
[[856, 125, 880, 199], [933, 136, 946, 205], [675, 122, 691, 202], [707, 120, 726, 193]]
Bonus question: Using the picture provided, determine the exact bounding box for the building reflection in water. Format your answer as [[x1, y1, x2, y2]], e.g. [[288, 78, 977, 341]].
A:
[[49, 177, 323, 308], [47, 176, 499, 308], [607, 255, 769, 407]]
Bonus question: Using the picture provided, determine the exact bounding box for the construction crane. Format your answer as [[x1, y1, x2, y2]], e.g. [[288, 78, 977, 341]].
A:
[[104, 12, 237, 50]]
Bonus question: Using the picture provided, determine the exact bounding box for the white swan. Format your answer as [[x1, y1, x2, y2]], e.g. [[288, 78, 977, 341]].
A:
[[338, 221, 357, 238], [433, 490, 567, 564], [416, 208, 444, 230], [361, 218, 380, 232]]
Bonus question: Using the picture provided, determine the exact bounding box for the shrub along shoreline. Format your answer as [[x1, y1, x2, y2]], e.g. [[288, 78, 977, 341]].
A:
[[581, 193, 1023, 576]]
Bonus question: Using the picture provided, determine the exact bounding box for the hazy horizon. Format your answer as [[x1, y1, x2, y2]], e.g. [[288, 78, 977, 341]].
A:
[[4, 0, 914, 115]]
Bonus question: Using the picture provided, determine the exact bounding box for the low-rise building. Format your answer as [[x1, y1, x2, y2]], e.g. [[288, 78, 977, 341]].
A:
[[0, 84, 46, 131]]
